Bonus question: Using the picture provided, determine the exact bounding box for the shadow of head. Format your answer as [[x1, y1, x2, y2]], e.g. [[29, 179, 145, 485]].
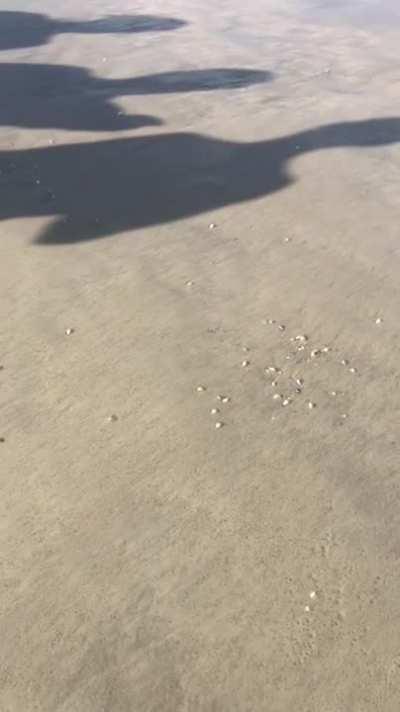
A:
[[0, 11, 186, 50], [299, 118, 400, 150]]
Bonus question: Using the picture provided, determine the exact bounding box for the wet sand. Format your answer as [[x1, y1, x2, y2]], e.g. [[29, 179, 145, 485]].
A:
[[1, 1, 400, 710]]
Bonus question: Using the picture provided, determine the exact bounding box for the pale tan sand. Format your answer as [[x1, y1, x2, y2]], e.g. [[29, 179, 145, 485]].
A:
[[1, 1, 400, 710]]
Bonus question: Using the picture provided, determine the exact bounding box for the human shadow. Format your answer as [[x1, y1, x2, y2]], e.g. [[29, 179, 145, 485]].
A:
[[0, 11, 186, 51], [0, 63, 273, 131], [0, 118, 398, 243]]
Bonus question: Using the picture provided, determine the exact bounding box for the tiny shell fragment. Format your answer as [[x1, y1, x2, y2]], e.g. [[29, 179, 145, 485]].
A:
[[309, 591, 317, 599], [295, 335, 308, 343], [349, 367, 357, 374], [307, 401, 316, 410], [209, 223, 217, 230], [267, 366, 282, 375], [107, 414, 118, 422], [217, 395, 230, 403], [65, 328, 74, 336], [215, 421, 223, 429], [196, 385, 206, 392], [273, 393, 283, 400], [241, 360, 250, 368], [341, 359, 349, 366], [311, 349, 321, 358], [210, 408, 219, 415], [278, 324, 286, 332], [375, 317, 383, 324], [282, 398, 291, 407]]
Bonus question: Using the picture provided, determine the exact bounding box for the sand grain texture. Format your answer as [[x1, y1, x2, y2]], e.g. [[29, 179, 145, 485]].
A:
[[1, 1, 400, 710]]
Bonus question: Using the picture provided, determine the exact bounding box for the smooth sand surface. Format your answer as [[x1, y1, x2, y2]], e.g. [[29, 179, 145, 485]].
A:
[[1, 1, 400, 710]]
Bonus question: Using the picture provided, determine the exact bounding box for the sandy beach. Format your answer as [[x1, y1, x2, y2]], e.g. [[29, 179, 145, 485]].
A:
[[1, 1, 400, 710]]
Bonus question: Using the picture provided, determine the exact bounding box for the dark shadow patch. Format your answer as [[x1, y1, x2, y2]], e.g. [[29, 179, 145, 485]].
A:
[[0, 64, 272, 132], [0, 118, 398, 244], [0, 63, 160, 132], [0, 11, 186, 51], [108, 68, 274, 93]]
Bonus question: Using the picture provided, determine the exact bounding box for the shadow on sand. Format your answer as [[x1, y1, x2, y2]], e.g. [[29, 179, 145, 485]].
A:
[[0, 64, 273, 131], [0, 118, 398, 244], [0, 11, 186, 51]]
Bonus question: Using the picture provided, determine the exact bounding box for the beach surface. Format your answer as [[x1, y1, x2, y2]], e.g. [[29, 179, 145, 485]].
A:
[[1, 1, 400, 710]]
